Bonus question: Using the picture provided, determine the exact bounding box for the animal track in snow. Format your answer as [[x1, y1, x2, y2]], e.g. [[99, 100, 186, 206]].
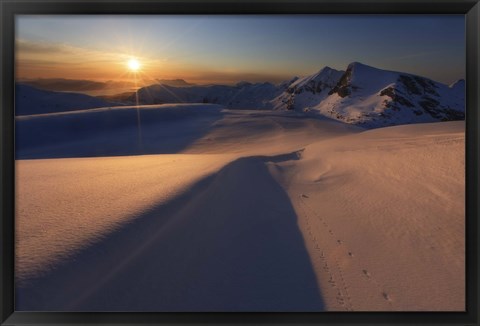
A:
[[335, 259, 354, 311], [299, 196, 394, 310], [382, 292, 391, 301]]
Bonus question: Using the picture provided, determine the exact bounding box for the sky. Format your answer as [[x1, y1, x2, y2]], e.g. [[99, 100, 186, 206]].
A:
[[16, 15, 465, 85]]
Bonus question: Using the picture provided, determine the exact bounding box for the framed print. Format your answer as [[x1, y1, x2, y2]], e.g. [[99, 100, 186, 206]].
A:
[[1, 0, 479, 325]]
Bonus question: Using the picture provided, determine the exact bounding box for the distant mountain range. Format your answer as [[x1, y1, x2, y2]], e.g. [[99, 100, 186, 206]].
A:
[[156, 79, 196, 87], [15, 84, 120, 116], [19, 78, 135, 92], [19, 78, 195, 92], [130, 81, 283, 109], [16, 62, 465, 128]]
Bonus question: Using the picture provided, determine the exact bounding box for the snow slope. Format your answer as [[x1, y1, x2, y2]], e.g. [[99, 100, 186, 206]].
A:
[[16, 105, 464, 311], [15, 84, 120, 116], [15, 104, 225, 159], [16, 107, 359, 311], [275, 121, 465, 311], [15, 153, 236, 282], [16, 154, 326, 311]]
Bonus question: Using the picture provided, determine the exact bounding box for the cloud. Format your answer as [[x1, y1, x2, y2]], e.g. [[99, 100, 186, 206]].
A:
[[16, 39, 125, 63], [16, 39, 78, 55]]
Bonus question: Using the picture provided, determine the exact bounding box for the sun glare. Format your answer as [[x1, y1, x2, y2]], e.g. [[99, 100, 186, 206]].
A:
[[128, 58, 141, 72]]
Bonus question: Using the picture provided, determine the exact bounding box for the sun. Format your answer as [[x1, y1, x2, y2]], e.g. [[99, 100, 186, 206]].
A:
[[127, 58, 141, 72]]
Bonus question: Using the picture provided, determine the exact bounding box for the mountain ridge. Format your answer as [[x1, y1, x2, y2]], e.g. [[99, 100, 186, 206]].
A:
[[16, 62, 465, 128], [129, 61, 464, 128]]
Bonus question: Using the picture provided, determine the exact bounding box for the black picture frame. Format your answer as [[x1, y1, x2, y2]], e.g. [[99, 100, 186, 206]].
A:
[[1, 0, 479, 325]]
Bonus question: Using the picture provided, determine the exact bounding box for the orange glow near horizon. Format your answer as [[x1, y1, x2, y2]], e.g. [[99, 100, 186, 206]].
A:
[[14, 39, 291, 86]]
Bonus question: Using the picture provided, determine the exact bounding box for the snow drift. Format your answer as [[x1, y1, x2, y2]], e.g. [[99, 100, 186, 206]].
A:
[[15, 107, 464, 311]]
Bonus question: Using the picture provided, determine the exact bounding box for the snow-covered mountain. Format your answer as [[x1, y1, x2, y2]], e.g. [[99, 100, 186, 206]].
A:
[[131, 81, 283, 109], [130, 68, 344, 111], [16, 84, 120, 116], [127, 62, 464, 128], [270, 66, 344, 110], [311, 62, 465, 127], [269, 62, 464, 127], [449, 79, 465, 99]]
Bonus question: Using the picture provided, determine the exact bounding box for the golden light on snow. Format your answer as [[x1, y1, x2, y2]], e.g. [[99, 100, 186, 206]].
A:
[[127, 58, 141, 72]]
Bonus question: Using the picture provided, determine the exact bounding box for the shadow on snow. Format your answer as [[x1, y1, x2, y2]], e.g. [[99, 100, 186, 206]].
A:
[[16, 153, 325, 311], [15, 105, 224, 159]]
